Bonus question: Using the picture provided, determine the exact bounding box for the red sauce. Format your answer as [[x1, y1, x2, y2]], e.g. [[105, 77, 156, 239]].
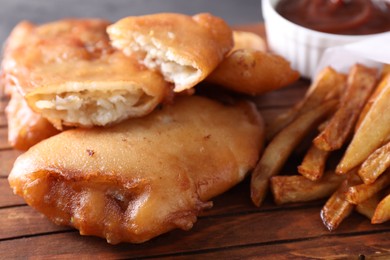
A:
[[275, 0, 390, 35]]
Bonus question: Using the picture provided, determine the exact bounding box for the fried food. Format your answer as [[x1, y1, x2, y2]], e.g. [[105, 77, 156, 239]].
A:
[[313, 64, 378, 151], [5, 89, 59, 150], [337, 68, 390, 174], [107, 13, 233, 92], [246, 61, 390, 230], [298, 144, 331, 181], [206, 49, 299, 95], [1, 19, 170, 129], [266, 67, 345, 140], [321, 185, 353, 231], [382, 64, 390, 77], [372, 193, 390, 224], [251, 99, 337, 207], [359, 140, 390, 184], [356, 193, 381, 220], [270, 172, 345, 205], [8, 95, 264, 244], [355, 73, 390, 131], [232, 30, 266, 52], [346, 171, 390, 205], [320, 174, 360, 231]]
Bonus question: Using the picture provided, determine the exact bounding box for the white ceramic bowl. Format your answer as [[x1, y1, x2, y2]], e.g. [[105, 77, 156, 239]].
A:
[[262, 0, 386, 78]]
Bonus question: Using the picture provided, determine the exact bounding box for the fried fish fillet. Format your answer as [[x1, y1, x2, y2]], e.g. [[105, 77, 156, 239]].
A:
[[232, 30, 267, 52], [1, 19, 170, 129], [8, 95, 264, 244], [107, 13, 233, 92], [5, 88, 59, 150], [207, 49, 300, 95]]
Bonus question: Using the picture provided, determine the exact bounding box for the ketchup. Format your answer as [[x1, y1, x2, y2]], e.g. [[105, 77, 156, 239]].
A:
[[275, 0, 390, 35]]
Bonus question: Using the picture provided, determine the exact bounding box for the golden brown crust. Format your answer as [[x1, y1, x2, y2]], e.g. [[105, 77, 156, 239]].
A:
[[232, 30, 267, 52], [1, 19, 171, 128], [107, 13, 233, 92], [8, 95, 264, 244], [207, 49, 300, 95], [5, 89, 60, 150]]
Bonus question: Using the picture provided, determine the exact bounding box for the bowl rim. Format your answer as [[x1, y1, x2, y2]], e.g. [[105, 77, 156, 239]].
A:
[[262, 0, 390, 41]]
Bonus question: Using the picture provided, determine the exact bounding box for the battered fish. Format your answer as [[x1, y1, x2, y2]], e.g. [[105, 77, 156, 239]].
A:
[[107, 13, 233, 92], [232, 30, 267, 52], [8, 95, 264, 244], [5, 89, 59, 150], [1, 19, 170, 129], [207, 49, 300, 95]]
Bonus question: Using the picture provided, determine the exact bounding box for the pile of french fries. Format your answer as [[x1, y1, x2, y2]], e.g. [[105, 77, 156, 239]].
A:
[[251, 63, 390, 231]]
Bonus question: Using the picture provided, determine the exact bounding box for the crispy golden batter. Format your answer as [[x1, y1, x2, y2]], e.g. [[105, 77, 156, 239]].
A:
[[207, 49, 300, 95], [5, 89, 59, 150], [1, 19, 170, 129], [107, 13, 233, 92], [232, 30, 267, 52], [8, 95, 264, 244]]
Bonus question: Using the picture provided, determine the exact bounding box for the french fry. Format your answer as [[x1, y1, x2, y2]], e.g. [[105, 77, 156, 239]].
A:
[[355, 73, 390, 131], [320, 183, 353, 231], [317, 119, 329, 133], [372, 193, 390, 224], [336, 72, 390, 174], [298, 143, 331, 181], [270, 172, 345, 205], [346, 171, 390, 204], [265, 67, 345, 140], [359, 140, 390, 184], [356, 193, 381, 220], [251, 99, 337, 207], [313, 64, 378, 151], [320, 173, 361, 231]]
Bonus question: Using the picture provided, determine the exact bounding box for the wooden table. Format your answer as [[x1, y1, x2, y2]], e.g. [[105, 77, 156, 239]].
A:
[[1, 25, 390, 259]]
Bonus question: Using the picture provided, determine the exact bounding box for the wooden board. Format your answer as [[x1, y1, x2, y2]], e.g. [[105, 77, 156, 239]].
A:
[[1, 24, 390, 259]]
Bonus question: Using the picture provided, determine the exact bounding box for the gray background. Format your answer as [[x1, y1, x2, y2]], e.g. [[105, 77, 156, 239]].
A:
[[0, 0, 264, 45]]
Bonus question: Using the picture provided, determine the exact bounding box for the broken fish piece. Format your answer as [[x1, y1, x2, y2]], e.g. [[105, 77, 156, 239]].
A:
[[1, 19, 171, 129]]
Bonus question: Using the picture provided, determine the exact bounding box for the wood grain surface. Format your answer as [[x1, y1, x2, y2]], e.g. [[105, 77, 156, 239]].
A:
[[1, 25, 390, 259]]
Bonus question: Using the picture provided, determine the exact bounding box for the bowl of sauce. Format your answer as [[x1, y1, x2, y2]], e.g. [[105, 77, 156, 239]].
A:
[[262, 0, 390, 78]]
